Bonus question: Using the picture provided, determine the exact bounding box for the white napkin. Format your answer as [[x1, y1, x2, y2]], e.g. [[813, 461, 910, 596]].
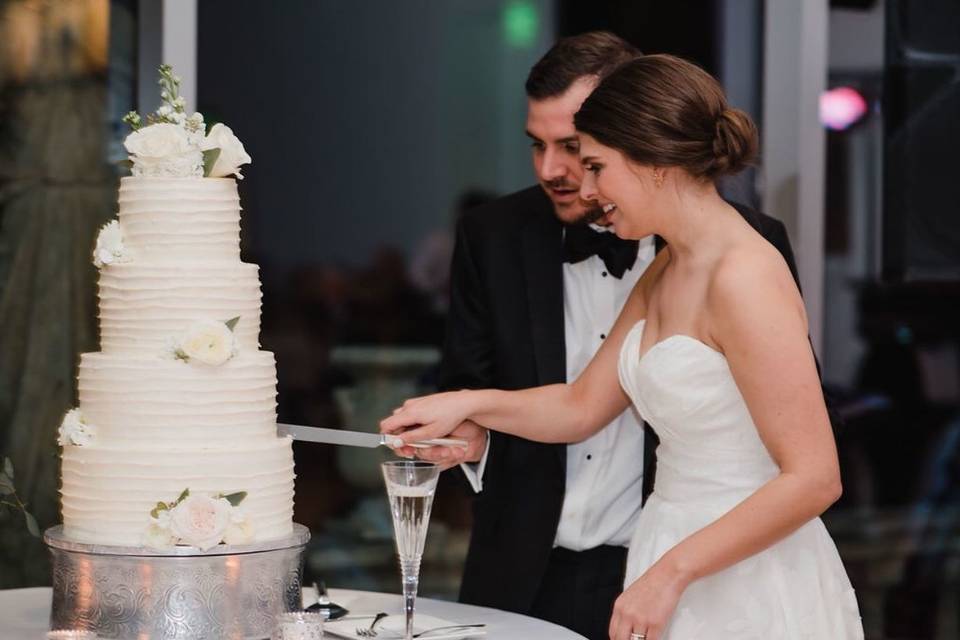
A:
[[324, 613, 486, 639]]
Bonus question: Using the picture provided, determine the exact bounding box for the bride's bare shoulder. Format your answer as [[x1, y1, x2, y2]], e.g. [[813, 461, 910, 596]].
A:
[[706, 236, 806, 324]]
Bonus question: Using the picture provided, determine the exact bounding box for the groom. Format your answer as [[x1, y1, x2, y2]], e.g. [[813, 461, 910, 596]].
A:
[[420, 32, 810, 640]]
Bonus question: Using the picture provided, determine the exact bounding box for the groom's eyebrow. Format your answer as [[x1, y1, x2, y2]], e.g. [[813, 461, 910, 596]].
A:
[[524, 132, 579, 146], [524, 131, 542, 142]]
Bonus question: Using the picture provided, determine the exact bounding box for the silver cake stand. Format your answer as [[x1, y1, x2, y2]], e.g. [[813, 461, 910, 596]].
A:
[[44, 524, 310, 639]]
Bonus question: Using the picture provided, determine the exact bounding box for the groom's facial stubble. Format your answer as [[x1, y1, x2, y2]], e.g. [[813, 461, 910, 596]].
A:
[[526, 77, 605, 226]]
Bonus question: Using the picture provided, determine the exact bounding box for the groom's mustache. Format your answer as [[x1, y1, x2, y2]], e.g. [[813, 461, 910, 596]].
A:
[[544, 179, 604, 223], [545, 177, 576, 191]]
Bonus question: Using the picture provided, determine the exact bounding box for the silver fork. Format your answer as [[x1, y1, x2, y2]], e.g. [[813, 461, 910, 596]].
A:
[[356, 612, 388, 637]]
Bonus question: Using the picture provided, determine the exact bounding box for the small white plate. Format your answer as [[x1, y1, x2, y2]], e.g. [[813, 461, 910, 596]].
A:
[[324, 613, 487, 639]]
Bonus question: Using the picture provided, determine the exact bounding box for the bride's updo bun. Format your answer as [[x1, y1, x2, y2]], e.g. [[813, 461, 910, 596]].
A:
[[575, 54, 758, 181], [712, 107, 758, 177]]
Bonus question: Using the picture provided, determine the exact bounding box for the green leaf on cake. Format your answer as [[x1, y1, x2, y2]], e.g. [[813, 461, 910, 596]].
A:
[[224, 316, 240, 332], [150, 501, 169, 519], [24, 511, 40, 537], [3, 457, 12, 479], [222, 491, 247, 507], [203, 148, 221, 177], [176, 488, 190, 504]]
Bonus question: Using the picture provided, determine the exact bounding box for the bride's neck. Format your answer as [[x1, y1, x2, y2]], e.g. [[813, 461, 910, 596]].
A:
[[656, 181, 735, 262]]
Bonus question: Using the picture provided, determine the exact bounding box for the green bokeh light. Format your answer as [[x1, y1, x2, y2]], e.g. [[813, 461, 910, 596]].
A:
[[503, 0, 539, 48]]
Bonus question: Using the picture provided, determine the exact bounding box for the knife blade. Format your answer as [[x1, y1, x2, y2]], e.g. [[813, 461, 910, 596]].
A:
[[277, 424, 468, 449]]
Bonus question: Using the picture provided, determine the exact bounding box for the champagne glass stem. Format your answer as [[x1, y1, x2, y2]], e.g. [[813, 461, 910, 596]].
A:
[[400, 558, 421, 640]]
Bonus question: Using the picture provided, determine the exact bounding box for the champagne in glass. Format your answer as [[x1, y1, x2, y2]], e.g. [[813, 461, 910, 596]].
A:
[[381, 461, 440, 640]]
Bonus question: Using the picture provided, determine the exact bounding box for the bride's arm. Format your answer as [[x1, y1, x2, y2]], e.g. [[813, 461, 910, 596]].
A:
[[381, 248, 670, 445], [610, 246, 842, 639]]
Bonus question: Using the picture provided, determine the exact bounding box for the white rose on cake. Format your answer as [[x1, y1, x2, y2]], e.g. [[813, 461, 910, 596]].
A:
[[201, 123, 252, 179], [223, 507, 256, 545], [168, 494, 233, 550], [174, 319, 238, 366], [124, 123, 203, 177], [124, 122, 192, 158], [58, 409, 96, 446], [92, 220, 130, 268], [144, 512, 176, 550]]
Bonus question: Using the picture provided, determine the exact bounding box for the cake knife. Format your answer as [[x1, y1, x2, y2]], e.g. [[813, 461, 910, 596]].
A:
[[277, 423, 468, 449]]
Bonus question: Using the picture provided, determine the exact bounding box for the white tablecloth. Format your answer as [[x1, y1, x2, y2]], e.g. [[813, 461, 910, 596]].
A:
[[0, 587, 586, 639]]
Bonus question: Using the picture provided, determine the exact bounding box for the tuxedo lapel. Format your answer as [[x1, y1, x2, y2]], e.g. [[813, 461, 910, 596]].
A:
[[520, 207, 567, 470], [521, 209, 566, 386]]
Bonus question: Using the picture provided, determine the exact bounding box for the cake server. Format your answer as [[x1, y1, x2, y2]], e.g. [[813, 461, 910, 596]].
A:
[[277, 423, 468, 449]]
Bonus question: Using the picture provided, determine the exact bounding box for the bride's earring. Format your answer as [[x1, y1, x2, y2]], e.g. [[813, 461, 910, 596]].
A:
[[653, 168, 664, 188]]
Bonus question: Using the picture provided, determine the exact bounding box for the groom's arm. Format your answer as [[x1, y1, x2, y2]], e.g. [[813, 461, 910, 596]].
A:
[[437, 215, 495, 393], [433, 214, 498, 491]]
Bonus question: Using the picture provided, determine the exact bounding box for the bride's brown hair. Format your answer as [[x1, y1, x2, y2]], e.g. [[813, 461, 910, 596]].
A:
[[574, 54, 758, 181]]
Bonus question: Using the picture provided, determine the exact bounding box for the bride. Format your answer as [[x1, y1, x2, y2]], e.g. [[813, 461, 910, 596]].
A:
[[381, 54, 864, 640]]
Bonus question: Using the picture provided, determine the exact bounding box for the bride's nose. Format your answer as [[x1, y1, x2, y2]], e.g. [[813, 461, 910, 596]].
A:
[[580, 172, 597, 202]]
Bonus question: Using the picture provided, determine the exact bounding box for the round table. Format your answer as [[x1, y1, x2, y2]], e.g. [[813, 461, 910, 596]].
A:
[[0, 586, 587, 639]]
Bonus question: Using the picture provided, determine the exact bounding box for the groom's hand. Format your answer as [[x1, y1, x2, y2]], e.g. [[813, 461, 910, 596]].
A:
[[410, 420, 488, 471]]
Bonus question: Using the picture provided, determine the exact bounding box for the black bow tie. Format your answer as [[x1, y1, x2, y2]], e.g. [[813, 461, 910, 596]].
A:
[[562, 224, 639, 278]]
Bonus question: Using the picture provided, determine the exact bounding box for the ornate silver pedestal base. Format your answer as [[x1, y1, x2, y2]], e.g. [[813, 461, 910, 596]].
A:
[[44, 524, 310, 640]]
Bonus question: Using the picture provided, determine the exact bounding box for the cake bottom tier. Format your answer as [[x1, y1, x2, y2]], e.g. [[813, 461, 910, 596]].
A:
[[60, 437, 295, 546]]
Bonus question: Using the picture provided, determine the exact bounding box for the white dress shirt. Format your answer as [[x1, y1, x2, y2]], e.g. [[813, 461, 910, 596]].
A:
[[462, 232, 657, 551]]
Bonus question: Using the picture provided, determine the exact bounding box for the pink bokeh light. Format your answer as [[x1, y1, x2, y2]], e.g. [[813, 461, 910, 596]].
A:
[[820, 86, 868, 131]]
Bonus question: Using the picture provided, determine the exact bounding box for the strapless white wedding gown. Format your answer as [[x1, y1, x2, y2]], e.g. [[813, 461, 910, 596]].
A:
[[618, 320, 864, 639]]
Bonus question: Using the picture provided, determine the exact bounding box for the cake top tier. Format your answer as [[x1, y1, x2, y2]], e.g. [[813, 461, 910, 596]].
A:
[[117, 177, 243, 264]]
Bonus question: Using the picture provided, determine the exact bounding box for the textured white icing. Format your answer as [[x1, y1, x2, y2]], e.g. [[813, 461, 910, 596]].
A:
[[118, 177, 241, 263], [60, 176, 296, 547], [61, 439, 294, 545], [78, 351, 279, 444], [97, 262, 262, 355]]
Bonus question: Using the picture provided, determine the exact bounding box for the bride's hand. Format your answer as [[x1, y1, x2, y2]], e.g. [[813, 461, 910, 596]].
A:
[[609, 559, 690, 640], [379, 390, 476, 448]]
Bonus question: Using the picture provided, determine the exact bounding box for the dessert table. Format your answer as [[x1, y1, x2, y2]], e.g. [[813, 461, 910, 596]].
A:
[[0, 586, 587, 639]]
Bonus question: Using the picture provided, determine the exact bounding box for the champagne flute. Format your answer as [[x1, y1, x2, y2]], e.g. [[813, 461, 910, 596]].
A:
[[381, 460, 440, 640]]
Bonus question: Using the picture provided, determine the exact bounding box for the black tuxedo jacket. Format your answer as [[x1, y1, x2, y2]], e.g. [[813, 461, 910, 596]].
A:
[[437, 185, 811, 614]]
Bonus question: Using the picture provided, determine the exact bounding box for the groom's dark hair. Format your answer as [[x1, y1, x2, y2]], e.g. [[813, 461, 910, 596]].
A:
[[525, 31, 642, 100]]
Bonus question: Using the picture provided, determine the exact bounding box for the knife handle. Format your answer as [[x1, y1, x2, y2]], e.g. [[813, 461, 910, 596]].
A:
[[409, 437, 469, 449]]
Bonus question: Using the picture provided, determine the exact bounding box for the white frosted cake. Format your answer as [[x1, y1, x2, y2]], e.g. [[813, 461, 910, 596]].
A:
[[57, 67, 295, 549]]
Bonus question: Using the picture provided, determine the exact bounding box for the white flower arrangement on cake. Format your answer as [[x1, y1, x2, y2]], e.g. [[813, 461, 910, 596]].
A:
[[201, 123, 252, 180], [167, 316, 241, 366], [122, 64, 251, 179], [145, 488, 253, 550], [92, 220, 130, 268], [57, 408, 96, 447]]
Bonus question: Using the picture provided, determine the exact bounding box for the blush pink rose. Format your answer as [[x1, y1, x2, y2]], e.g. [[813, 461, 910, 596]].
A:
[[168, 495, 232, 550]]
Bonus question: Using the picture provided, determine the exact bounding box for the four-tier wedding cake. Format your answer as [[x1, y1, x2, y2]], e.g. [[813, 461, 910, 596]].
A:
[[57, 66, 295, 550]]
